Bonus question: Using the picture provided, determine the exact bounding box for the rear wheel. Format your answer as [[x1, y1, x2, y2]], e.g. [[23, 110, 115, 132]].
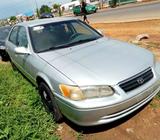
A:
[[38, 82, 63, 122]]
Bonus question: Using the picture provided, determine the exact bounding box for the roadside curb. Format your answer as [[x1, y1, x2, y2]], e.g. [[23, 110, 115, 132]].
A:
[[90, 18, 160, 24], [99, 0, 160, 12]]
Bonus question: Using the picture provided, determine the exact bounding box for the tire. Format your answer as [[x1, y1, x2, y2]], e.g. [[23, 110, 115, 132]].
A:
[[38, 82, 63, 122]]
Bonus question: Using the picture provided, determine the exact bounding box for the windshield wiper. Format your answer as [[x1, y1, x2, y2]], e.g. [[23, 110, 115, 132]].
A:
[[69, 37, 99, 46], [37, 44, 71, 53], [37, 37, 100, 53]]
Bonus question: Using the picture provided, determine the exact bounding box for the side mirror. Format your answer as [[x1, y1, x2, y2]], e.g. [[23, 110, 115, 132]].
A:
[[14, 47, 31, 55]]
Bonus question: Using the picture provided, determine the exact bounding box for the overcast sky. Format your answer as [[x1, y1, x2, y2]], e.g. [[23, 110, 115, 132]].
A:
[[0, 0, 70, 19]]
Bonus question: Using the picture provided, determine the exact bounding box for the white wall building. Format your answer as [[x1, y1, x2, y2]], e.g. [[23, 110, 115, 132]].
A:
[[60, 1, 80, 11], [61, 0, 100, 12]]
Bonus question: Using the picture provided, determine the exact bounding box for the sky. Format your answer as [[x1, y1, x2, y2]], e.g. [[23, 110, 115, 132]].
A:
[[0, 0, 70, 19]]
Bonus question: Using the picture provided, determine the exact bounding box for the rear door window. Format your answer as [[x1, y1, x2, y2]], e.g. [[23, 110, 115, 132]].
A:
[[9, 26, 19, 45]]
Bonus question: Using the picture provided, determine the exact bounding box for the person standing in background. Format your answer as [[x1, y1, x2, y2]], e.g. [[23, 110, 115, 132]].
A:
[[81, 0, 89, 24]]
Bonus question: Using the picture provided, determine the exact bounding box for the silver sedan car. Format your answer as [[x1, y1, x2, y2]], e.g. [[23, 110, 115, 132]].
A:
[[6, 18, 160, 126]]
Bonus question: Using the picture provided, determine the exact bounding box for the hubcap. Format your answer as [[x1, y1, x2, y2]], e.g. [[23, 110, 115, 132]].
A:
[[43, 91, 48, 100], [42, 90, 53, 111]]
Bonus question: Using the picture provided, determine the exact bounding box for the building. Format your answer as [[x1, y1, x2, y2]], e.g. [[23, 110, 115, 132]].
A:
[[60, 1, 80, 12], [60, 0, 100, 12]]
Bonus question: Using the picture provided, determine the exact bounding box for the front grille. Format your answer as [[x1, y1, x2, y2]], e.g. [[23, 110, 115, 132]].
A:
[[119, 68, 153, 92]]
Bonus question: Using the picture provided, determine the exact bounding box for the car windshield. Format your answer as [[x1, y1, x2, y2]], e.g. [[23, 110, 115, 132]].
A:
[[29, 20, 102, 53]]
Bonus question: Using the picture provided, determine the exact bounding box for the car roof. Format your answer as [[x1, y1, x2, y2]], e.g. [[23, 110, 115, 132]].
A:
[[17, 17, 78, 27]]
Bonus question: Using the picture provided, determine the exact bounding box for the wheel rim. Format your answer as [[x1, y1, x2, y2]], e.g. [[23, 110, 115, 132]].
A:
[[42, 90, 54, 112]]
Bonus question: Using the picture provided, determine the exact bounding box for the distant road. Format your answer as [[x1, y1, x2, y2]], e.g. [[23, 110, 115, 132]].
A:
[[79, 1, 160, 23]]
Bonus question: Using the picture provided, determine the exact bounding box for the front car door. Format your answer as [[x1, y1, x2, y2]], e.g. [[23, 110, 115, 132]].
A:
[[15, 26, 29, 71], [7, 25, 33, 80]]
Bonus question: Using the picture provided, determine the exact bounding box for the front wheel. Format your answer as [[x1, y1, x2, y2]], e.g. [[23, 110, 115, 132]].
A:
[[38, 82, 63, 122]]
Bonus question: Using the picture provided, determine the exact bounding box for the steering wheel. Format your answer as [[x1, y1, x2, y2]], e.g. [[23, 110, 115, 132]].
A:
[[69, 33, 81, 41]]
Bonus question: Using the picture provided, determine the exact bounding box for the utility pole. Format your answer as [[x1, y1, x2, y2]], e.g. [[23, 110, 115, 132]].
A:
[[35, 0, 40, 18]]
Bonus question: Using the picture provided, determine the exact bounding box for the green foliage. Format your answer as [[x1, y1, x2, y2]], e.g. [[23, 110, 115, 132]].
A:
[[36, 8, 40, 18], [52, 3, 62, 16], [10, 16, 16, 21], [40, 5, 52, 14], [76, 132, 84, 140], [53, 4, 60, 10], [0, 63, 59, 140], [58, 7, 62, 17], [157, 92, 160, 99]]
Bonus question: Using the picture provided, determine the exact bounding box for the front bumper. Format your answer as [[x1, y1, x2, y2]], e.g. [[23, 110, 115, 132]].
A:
[[56, 79, 160, 126], [55, 64, 160, 126]]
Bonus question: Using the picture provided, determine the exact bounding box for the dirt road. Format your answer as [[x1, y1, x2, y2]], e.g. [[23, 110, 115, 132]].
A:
[[56, 19, 160, 140]]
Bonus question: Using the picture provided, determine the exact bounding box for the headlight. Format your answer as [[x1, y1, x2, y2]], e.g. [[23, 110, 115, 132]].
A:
[[59, 84, 114, 101], [81, 85, 114, 98]]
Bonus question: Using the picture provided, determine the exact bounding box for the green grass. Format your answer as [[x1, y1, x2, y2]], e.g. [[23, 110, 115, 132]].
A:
[[0, 63, 59, 140], [157, 92, 160, 99], [75, 132, 84, 140]]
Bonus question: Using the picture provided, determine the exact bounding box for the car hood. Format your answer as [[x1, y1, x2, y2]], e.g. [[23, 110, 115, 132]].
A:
[[38, 37, 154, 86]]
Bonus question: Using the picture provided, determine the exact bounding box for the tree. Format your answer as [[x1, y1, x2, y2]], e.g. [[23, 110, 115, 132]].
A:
[[10, 16, 16, 21], [53, 3, 60, 10], [40, 5, 51, 14], [36, 8, 40, 18], [52, 3, 62, 16]]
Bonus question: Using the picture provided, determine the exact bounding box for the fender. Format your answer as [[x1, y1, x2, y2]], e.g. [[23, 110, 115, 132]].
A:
[[36, 72, 55, 93]]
